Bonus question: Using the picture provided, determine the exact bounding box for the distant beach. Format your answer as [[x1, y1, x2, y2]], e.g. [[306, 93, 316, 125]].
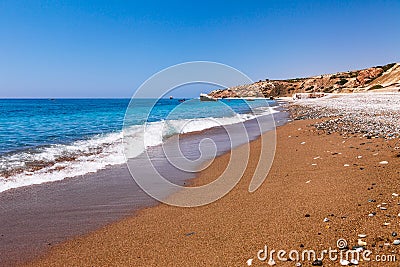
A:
[[20, 92, 400, 266]]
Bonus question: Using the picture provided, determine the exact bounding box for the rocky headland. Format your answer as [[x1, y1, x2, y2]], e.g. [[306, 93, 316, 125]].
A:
[[207, 62, 400, 98]]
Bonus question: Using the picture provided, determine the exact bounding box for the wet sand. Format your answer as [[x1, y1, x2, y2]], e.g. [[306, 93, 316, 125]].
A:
[[25, 119, 400, 266], [0, 111, 284, 266]]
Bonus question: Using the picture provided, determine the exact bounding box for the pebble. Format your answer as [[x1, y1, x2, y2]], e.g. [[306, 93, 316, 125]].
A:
[[384, 222, 390, 226], [301, 142, 306, 145], [379, 161, 389, 164], [357, 156, 363, 159], [344, 164, 350, 167], [354, 247, 364, 253], [367, 199, 376, 203], [380, 207, 387, 210], [368, 212, 376, 217], [185, 232, 195, 236], [340, 259, 350, 266], [323, 218, 329, 222], [295, 263, 302, 267], [358, 234, 367, 238], [312, 260, 323, 266], [306, 180, 311, 184], [357, 239, 367, 246], [268, 258, 276, 266], [350, 259, 359, 265], [393, 240, 400, 245], [392, 193, 399, 197], [392, 232, 397, 237], [305, 214, 311, 217]]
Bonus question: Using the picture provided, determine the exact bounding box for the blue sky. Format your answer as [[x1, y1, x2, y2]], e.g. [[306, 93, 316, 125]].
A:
[[1, 0, 399, 98]]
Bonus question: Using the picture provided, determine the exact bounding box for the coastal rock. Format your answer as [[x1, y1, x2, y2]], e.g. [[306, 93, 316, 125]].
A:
[[356, 67, 384, 86]]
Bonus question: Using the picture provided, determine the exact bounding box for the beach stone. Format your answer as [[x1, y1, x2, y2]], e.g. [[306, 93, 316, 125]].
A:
[[323, 218, 329, 222], [295, 263, 302, 267], [379, 161, 389, 164], [357, 239, 367, 246], [392, 232, 397, 237], [393, 240, 400, 245], [185, 232, 195, 236], [358, 234, 367, 238], [340, 259, 350, 266], [350, 259, 359, 265], [267, 258, 276, 266], [312, 260, 323, 266], [305, 214, 311, 217]]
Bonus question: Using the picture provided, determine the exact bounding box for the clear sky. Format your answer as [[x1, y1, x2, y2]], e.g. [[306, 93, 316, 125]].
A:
[[1, 0, 399, 98]]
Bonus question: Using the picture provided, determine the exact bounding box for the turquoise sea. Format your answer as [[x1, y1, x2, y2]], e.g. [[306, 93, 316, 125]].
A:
[[0, 98, 276, 192]]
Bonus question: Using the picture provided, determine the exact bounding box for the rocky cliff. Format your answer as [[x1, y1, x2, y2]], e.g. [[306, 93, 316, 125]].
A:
[[208, 62, 400, 98]]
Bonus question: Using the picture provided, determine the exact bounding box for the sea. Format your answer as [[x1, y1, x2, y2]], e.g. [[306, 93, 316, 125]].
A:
[[0, 98, 278, 193]]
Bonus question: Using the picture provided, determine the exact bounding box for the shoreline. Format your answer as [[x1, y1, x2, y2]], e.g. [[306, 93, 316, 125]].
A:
[[25, 112, 399, 266], [0, 105, 286, 266]]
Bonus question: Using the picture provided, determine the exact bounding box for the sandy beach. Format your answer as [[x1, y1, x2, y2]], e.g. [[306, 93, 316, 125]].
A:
[[24, 94, 400, 266]]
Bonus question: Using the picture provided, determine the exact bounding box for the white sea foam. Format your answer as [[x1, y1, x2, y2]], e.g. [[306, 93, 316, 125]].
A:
[[0, 108, 279, 192]]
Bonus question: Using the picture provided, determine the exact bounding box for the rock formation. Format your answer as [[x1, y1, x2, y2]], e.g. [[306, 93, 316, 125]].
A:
[[207, 63, 400, 98]]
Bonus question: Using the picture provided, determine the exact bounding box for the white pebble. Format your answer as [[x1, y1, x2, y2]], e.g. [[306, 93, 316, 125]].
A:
[[357, 239, 367, 246], [350, 259, 359, 265], [358, 234, 367, 238], [340, 259, 350, 266], [323, 218, 329, 222], [268, 258, 276, 266], [379, 161, 389, 164], [344, 164, 350, 167]]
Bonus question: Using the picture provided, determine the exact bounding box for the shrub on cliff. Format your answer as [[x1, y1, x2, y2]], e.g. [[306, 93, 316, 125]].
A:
[[369, 84, 383, 90], [336, 78, 348, 86]]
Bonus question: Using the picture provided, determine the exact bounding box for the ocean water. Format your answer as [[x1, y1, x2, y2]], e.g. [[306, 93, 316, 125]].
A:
[[0, 98, 277, 192]]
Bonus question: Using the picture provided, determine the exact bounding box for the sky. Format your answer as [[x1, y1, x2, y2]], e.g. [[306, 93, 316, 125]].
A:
[[0, 0, 399, 98]]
